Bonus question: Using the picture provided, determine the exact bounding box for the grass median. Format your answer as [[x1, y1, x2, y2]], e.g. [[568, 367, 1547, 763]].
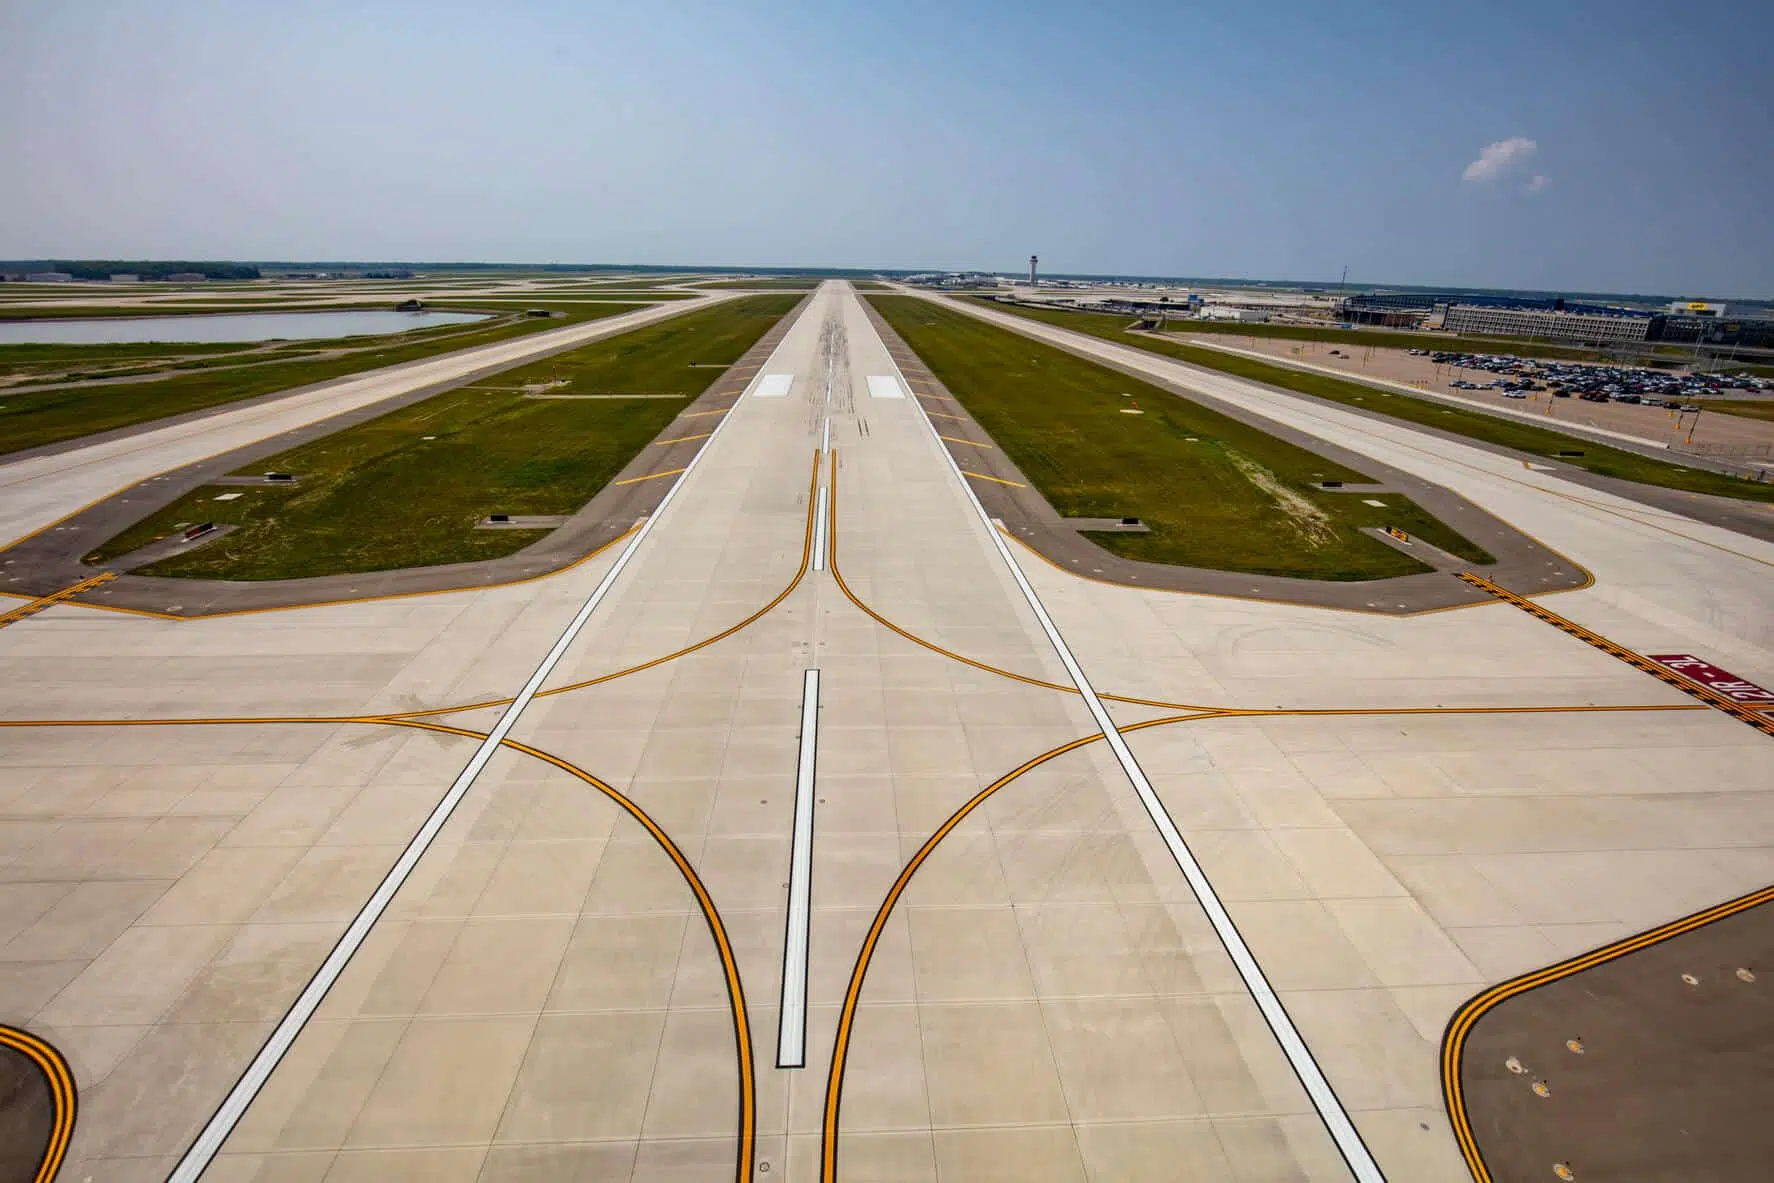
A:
[[972, 299, 1774, 504], [0, 302, 666, 456], [86, 294, 801, 580], [1713, 400, 1774, 424], [869, 296, 1491, 580]]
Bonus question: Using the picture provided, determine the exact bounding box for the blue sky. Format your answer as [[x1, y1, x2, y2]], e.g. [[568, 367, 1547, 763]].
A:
[[3, 0, 1770, 295]]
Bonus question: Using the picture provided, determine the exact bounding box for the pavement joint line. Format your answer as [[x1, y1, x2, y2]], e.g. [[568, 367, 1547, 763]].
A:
[[0, 571, 114, 627], [953, 296, 1768, 570], [385, 450, 822, 720], [861, 299, 1388, 1183], [778, 668, 821, 1069], [0, 297, 731, 548], [163, 315, 764, 1183], [1459, 571, 1774, 737], [1440, 881, 1774, 1182]]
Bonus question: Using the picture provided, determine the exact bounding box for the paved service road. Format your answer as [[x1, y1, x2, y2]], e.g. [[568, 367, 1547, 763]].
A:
[[0, 295, 729, 552], [0, 282, 1769, 1183]]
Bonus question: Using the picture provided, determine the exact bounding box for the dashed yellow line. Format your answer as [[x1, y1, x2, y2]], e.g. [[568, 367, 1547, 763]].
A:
[[614, 467, 687, 486], [924, 411, 968, 421], [959, 470, 1024, 488], [1461, 571, 1774, 737], [654, 433, 714, 446], [0, 572, 115, 628], [939, 435, 993, 449], [680, 407, 730, 418]]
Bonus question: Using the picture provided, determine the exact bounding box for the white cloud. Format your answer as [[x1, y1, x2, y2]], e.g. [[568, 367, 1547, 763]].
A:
[[1524, 174, 1550, 193], [1463, 137, 1538, 183]]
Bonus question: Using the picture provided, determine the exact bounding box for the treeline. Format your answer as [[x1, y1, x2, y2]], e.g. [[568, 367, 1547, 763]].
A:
[[0, 261, 262, 280]]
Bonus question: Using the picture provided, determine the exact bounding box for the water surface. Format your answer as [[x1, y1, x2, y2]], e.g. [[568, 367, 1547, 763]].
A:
[[0, 309, 489, 345]]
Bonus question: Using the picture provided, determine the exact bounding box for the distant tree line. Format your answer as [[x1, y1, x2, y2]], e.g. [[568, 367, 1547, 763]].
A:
[[0, 260, 262, 280]]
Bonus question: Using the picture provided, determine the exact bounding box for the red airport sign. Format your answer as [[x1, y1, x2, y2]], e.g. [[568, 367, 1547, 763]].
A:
[[1647, 654, 1774, 703]]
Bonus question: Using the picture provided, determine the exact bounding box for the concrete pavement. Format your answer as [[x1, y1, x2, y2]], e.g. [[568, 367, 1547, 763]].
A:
[[0, 282, 1769, 1182]]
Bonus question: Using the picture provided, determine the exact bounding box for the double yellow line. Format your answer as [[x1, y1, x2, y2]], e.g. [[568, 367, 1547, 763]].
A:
[[1441, 882, 1774, 1181], [0, 711, 760, 1183], [0, 1024, 75, 1183]]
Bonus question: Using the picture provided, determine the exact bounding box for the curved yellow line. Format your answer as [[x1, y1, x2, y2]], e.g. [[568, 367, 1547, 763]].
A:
[[820, 710, 1222, 1182], [0, 1023, 77, 1183], [1440, 882, 1774, 1182], [824, 451, 1217, 712], [0, 713, 756, 1183], [386, 449, 822, 720]]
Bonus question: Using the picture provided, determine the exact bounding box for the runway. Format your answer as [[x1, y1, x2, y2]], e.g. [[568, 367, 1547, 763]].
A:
[[1, 282, 1769, 1181]]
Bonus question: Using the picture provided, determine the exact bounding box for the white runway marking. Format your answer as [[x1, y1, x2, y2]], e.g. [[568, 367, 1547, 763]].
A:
[[821, 415, 831, 454], [777, 667, 821, 1068], [167, 304, 783, 1183], [754, 373, 794, 397], [866, 375, 905, 399], [812, 486, 829, 573], [873, 319, 1388, 1183]]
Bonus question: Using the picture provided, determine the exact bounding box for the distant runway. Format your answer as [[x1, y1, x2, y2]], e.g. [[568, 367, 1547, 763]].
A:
[[1, 282, 1768, 1182]]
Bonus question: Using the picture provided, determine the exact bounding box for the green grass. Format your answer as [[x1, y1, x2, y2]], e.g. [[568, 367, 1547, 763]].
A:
[[87, 295, 801, 579], [868, 296, 1492, 580], [0, 304, 652, 456], [974, 299, 1774, 504], [1013, 300, 1677, 363], [1711, 400, 1774, 424], [695, 278, 822, 290]]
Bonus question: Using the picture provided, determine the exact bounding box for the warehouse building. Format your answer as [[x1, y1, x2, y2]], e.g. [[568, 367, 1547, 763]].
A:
[[1442, 304, 1651, 343]]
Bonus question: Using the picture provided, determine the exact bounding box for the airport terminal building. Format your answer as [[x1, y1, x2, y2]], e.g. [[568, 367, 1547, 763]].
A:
[[1441, 303, 1652, 343]]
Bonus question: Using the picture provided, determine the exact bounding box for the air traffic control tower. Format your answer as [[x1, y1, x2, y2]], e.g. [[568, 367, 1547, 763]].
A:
[[1028, 255, 1038, 285]]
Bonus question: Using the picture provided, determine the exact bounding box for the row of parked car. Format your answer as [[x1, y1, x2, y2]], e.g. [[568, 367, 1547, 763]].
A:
[[1407, 349, 1766, 407]]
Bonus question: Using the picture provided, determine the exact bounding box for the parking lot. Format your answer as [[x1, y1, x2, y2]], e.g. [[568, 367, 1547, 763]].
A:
[[1197, 334, 1774, 456]]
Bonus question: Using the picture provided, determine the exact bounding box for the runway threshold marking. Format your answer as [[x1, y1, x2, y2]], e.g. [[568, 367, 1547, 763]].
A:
[[165, 312, 766, 1183], [0, 1022, 76, 1183], [778, 668, 821, 1069], [1440, 881, 1774, 1183], [959, 470, 1024, 488], [860, 310, 1387, 1183], [614, 467, 688, 486], [1458, 572, 1774, 737], [0, 572, 114, 628]]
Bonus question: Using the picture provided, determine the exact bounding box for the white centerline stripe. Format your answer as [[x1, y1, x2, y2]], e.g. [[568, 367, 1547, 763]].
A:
[[778, 667, 821, 1068], [869, 305, 1387, 1183], [811, 486, 830, 573], [821, 415, 831, 453], [168, 310, 800, 1183]]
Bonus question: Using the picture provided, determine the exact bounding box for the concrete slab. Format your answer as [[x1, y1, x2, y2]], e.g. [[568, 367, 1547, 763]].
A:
[[2, 281, 1769, 1183]]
